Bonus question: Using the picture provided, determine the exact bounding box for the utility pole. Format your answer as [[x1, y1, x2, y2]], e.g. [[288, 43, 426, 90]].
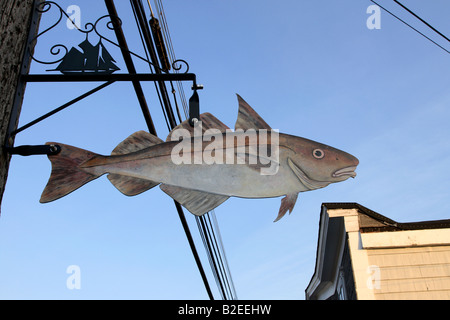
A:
[[0, 0, 41, 211]]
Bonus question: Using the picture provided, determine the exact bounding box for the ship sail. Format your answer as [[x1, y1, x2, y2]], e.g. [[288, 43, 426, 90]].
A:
[[51, 39, 119, 74], [95, 41, 120, 73], [54, 47, 85, 72]]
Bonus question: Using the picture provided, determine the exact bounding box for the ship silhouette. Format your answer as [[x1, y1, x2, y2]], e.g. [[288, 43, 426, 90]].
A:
[[51, 39, 120, 74]]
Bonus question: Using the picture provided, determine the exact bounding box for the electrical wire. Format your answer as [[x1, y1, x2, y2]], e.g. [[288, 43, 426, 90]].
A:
[[208, 212, 237, 299], [369, 0, 450, 55], [150, 0, 237, 300], [195, 214, 237, 300], [150, 0, 185, 124], [393, 0, 450, 44], [128, 0, 215, 300], [130, 0, 171, 131], [196, 216, 227, 299], [153, 0, 189, 117], [195, 213, 237, 300], [131, 0, 237, 300], [211, 211, 238, 299]]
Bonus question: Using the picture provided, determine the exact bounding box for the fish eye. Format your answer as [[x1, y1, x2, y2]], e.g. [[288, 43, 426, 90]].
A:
[[313, 149, 325, 159]]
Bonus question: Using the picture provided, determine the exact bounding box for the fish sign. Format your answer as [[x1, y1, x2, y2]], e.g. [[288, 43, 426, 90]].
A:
[[40, 95, 359, 221]]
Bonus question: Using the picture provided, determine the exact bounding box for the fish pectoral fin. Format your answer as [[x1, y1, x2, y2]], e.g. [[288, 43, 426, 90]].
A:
[[112, 130, 163, 155], [274, 193, 299, 222], [108, 174, 159, 196], [160, 184, 229, 216]]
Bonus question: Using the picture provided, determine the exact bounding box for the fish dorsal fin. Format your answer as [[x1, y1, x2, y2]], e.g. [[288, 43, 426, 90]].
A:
[[160, 184, 229, 216], [112, 130, 163, 155], [166, 112, 229, 142], [235, 94, 272, 131]]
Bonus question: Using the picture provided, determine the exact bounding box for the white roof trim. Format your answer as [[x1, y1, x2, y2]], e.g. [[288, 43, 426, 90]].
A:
[[361, 228, 450, 249]]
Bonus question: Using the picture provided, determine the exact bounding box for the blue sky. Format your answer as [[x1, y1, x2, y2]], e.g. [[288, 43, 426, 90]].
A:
[[1, 0, 450, 299]]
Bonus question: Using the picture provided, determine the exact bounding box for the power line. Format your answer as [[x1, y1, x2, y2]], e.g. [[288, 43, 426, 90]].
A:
[[130, 0, 237, 300], [129, 1, 171, 132], [127, 0, 215, 300], [393, 0, 450, 44], [196, 213, 237, 300], [149, 0, 185, 123], [369, 0, 450, 55], [152, 0, 189, 118], [211, 211, 237, 299], [196, 216, 227, 299], [150, 0, 237, 300]]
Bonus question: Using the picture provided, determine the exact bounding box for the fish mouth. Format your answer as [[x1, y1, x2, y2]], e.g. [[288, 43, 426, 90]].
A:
[[333, 166, 357, 178], [287, 158, 331, 190]]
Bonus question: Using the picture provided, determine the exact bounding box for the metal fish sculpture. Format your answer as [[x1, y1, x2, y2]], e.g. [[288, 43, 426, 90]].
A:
[[40, 95, 359, 221]]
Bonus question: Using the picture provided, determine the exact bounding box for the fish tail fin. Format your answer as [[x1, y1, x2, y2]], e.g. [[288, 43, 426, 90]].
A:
[[40, 143, 102, 203]]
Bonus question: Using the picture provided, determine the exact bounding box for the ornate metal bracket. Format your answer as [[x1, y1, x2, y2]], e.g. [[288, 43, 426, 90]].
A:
[[5, 144, 61, 156], [6, 1, 203, 156], [30, 1, 191, 75]]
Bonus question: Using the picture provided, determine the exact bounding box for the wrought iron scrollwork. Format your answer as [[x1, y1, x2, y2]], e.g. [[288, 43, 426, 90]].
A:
[[29, 1, 191, 74], [172, 59, 190, 73], [31, 1, 92, 65]]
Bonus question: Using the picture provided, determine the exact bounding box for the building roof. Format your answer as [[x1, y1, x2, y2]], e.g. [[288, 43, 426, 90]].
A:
[[306, 202, 450, 299], [322, 202, 450, 233]]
